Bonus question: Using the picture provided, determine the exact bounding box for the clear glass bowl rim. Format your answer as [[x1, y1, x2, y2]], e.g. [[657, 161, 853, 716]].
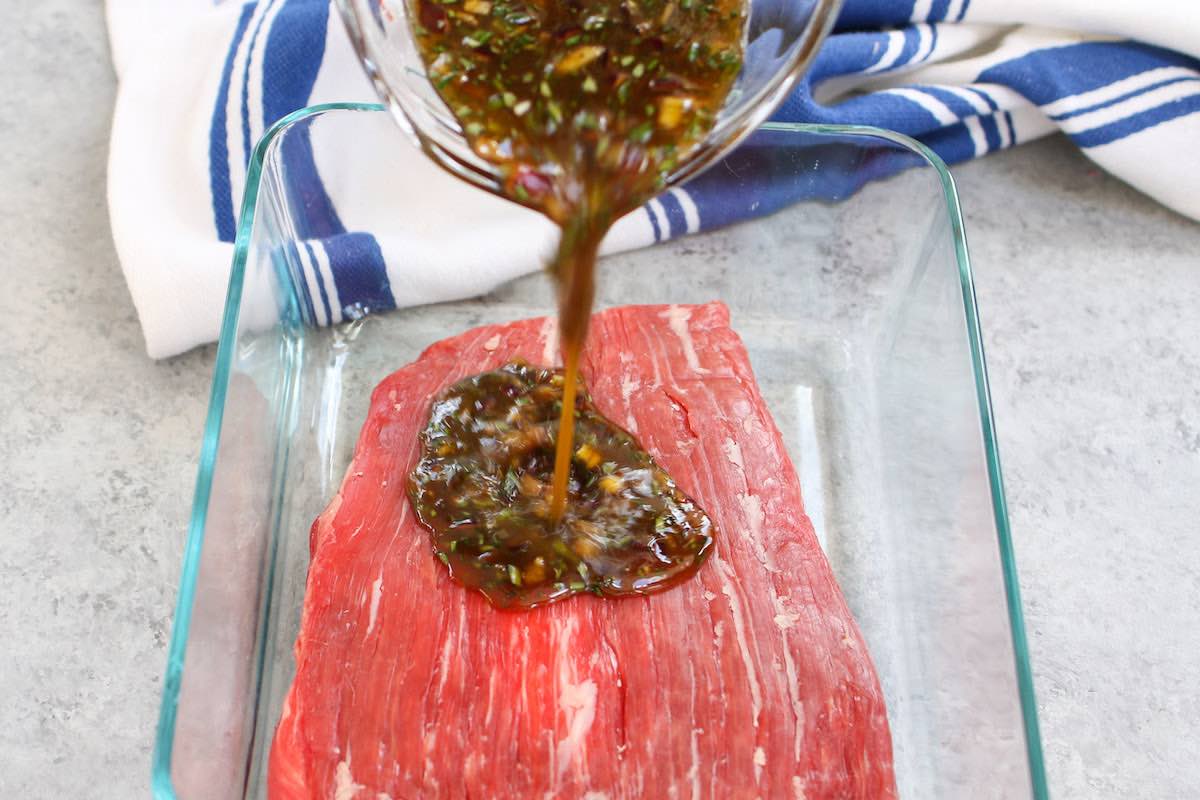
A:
[[151, 101, 1049, 800]]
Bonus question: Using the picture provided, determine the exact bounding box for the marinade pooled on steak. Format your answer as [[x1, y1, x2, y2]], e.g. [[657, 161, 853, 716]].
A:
[[409, 360, 714, 608]]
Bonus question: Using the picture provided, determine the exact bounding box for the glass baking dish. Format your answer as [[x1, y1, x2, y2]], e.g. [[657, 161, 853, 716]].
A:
[[152, 103, 1047, 799]]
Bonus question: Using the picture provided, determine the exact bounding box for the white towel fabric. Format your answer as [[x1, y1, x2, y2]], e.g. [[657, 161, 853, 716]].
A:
[[106, 0, 1200, 357]]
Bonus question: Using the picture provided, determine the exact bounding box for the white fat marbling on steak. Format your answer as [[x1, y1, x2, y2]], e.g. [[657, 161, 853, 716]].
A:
[[366, 576, 383, 635], [334, 758, 364, 800], [619, 352, 641, 433], [715, 556, 762, 727], [661, 305, 709, 375], [540, 316, 559, 366], [721, 438, 745, 473]]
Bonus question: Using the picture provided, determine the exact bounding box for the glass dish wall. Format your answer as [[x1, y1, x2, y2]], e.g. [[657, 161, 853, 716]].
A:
[[153, 104, 1047, 799]]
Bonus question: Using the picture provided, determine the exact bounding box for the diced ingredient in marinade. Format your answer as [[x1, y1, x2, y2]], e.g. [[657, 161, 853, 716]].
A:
[[409, 361, 715, 608], [268, 303, 897, 799]]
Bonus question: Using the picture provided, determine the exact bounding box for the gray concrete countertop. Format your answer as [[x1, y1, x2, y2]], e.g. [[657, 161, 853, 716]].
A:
[[2, 3, 1197, 798]]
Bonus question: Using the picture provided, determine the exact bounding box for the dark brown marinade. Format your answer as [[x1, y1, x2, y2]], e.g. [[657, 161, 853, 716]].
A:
[[408, 361, 715, 608], [411, 0, 746, 222]]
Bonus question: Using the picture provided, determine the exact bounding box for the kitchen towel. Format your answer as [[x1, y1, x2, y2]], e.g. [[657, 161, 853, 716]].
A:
[[107, 0, 1200, 357]]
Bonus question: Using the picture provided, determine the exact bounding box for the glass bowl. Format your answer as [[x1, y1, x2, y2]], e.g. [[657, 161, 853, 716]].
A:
[[152, 103, 1048, 799], [334, 0, 841, 195]]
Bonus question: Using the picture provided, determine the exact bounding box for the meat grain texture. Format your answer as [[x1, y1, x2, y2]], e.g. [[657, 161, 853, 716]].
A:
[[269, 302, 896, 799]]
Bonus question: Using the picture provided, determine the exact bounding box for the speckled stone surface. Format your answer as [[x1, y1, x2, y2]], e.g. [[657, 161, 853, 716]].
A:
[[0, 2, 1197, 799]]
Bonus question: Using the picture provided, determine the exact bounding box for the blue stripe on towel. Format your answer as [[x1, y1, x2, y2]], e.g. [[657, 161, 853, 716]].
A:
[[1003, 111, 1017, 146], [921, 119, 978, 163], [1072, 90, 1200, 148], [834, 0, 917, 29], [979, 113, 1002, 151], [969, 86, 998, 111], [922, 85, 982, 117], [323, 233, 396, 316], [262, 0, 330, 127], [892, 26, 922, 69], [304, 241, 334, 324], [1052, 76, 1200, 121], [806, 31, 896, 83], [240, 0, 278, 170], [657, 192, 689, 238], [263, 0, 343, 238], [979, 41, 1200, 107], [774, 88, 942, 134], [644, 201, 663, 242], [289, 241, 319, 325], [208, 2, 254, 242]]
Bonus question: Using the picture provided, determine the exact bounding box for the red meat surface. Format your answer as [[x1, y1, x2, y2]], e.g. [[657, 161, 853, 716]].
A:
[[269, 302, 896, 799]]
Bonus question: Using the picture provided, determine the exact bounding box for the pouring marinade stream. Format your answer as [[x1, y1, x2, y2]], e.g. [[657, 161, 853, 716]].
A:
[[407, 0, 746, 607]]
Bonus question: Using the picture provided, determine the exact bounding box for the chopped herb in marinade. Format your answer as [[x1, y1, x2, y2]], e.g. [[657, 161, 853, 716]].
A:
[[408, 362, 715, 609]]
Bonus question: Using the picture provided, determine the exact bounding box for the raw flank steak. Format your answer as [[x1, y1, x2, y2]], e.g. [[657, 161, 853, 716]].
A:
[[269, 302, 896, 799]]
